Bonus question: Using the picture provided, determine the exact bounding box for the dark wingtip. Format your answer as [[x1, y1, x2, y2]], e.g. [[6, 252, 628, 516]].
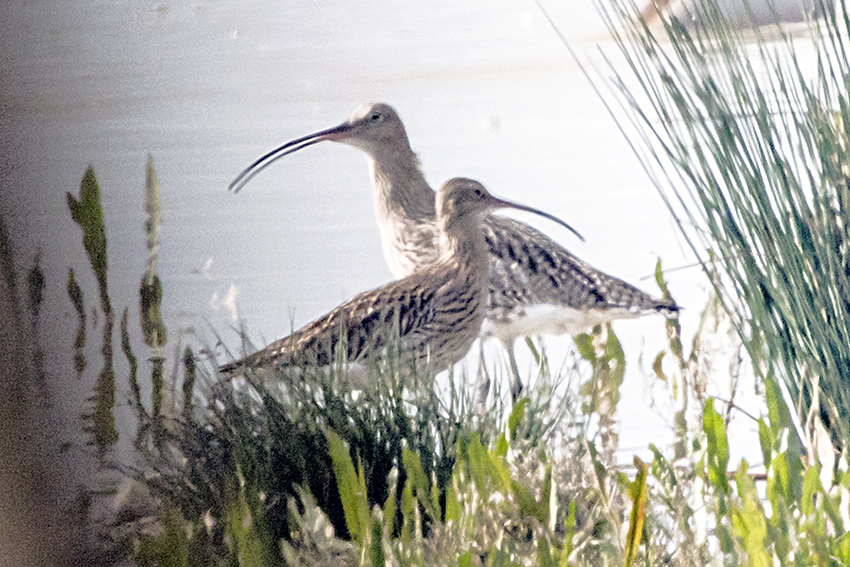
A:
[[657, 300, 682, 317]]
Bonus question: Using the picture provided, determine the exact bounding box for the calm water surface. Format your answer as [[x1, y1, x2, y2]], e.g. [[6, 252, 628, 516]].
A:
[[1, 0, 754, 497]]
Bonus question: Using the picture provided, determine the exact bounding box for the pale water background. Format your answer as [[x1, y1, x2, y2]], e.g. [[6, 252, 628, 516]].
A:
[[0, 0, 762, 513]]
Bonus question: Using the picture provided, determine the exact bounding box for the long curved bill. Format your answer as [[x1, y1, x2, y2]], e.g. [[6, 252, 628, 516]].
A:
[[492, 195, 585, 243], [229, 121, 352, 193]]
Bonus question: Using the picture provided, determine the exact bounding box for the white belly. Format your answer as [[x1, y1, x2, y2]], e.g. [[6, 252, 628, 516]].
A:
[[480, 303, 643, 345]]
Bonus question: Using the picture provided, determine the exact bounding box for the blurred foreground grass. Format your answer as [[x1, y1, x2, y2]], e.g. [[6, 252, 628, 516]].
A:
[[594, 0, 850, 448]]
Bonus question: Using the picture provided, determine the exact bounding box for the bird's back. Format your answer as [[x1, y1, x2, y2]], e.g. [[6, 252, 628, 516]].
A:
[[481, 216, 678, 341], [219, 259, 486, 378]]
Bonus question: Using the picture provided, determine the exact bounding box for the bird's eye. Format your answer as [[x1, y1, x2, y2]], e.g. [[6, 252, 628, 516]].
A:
[[473, 188, 485, 199], [369, 113, 381, 122]]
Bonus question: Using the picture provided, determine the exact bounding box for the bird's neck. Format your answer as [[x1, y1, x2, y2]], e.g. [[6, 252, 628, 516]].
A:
[[438, 215, 489, 279], [367, 145, 436, 223]]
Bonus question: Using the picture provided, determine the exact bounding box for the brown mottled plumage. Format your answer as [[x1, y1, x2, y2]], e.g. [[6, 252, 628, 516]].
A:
[[220, 178, 580, 378]]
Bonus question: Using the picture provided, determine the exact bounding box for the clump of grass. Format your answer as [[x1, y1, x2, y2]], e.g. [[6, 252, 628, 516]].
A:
[[116, 332, 586, 563], [594, 0, 850, 452]]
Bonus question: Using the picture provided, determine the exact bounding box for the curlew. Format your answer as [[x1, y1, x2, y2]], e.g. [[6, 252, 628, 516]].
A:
[[229, 103, 679, 396], [220, 178, 581, 381]]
